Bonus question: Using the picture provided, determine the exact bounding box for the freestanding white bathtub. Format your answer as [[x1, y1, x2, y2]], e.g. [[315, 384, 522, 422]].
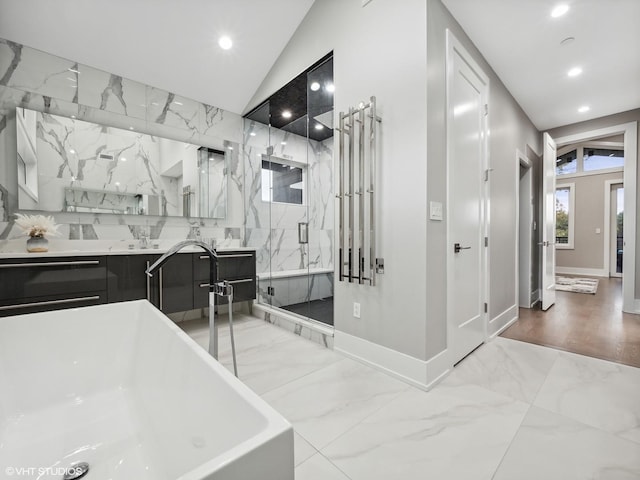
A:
[[0, 300, 293, 479]]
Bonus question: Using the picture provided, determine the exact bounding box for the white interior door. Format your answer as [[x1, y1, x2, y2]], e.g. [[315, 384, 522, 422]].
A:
[[541, 132, 557, 311], [447, 31, 488, 365]]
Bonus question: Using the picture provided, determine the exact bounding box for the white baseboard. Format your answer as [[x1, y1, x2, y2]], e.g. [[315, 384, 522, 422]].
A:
[[334, 331, 450, 391], [489, 304, 518, 338], [627, 298, 640, 315], [556, 266, 608, 278]]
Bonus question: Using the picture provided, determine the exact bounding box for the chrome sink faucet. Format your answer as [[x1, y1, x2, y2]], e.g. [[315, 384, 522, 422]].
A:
[[139, 233, 150, 249], [145, 240, 238, 376]]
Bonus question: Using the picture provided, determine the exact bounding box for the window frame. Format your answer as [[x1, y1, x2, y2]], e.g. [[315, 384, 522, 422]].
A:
[[555, 182, 575, 250], [260, 155, 307, 206], [556, 141, 624, 179]]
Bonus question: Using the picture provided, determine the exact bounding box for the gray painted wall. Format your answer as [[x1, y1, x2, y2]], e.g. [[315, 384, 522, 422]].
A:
[[548, 108, 640, 297], [249, 0, 542, 363], [556, 171, 623, 271]]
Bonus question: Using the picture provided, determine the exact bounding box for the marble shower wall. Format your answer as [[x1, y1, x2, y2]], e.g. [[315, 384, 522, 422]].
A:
[[0, 38, 243, 248], [243, 119, 334, 277]]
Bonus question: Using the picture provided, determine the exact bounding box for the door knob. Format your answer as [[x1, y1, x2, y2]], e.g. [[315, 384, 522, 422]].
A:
[[454, 243, 471, 253]]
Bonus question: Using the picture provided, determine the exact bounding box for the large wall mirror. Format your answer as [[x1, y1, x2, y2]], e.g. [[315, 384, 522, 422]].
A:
[[16, 107, 229, 218]]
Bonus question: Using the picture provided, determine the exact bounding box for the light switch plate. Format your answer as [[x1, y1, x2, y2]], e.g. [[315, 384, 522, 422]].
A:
[[429, 201, 443, 221]]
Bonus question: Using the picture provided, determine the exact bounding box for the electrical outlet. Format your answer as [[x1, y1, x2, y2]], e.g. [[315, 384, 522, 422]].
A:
[[353, 302, 361, 318]]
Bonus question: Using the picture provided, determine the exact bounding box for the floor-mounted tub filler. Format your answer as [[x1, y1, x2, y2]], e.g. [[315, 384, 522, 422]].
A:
[[0, 300, 294, 480]]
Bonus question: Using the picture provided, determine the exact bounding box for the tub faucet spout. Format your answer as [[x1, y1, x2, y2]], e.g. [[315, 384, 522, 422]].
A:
[[145, 240, 236, 375]]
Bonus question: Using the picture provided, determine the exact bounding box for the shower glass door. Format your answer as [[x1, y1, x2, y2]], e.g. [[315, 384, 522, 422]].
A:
[[243, 55, 334, 326]]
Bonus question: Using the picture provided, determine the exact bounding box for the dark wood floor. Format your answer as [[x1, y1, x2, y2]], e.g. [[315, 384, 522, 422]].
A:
[[501, 277, 640, 368]]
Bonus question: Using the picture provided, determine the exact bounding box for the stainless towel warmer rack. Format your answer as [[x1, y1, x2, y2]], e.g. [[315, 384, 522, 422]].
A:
[[337, 96, 381, 286]]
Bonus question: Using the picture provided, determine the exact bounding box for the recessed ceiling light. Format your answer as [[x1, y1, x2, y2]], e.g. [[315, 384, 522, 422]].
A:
[[578, 105, 590, 113], [121, 157, 127, 162], [250, 132, 256, 137], [282, 110, 292, 119], [115, 182, 121, 186], [315, 123, 324, 130], [310, 82, 320, 91], [281, 142, 287, 145], [551, 4, 569, 18], [567, 67, 582, 77], [69, 149, 76, 154], [325, 83, 335, 93], [218, 36, 233, 50]]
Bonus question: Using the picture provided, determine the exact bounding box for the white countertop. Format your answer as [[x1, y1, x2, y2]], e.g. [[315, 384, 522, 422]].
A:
[[0, 241, 255, 259]]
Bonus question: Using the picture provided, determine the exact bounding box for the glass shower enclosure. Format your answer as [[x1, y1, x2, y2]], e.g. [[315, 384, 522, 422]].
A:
[[243, 55, 334, 326]]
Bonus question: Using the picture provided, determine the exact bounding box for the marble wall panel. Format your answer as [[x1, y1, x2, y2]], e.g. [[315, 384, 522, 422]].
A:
[[0, 37, 245, 250], [78, 65, 146, 120], [243, 120, 334, 276], [0, 39, 78, 103]]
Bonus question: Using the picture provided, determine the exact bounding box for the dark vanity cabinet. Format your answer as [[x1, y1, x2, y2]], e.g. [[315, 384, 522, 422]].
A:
[[1, 249, 255, 317], [107, 253, 193, 314], [106, 254, 156, 303], [149, 253, 194, 314], [193, 250, 257, 308], [0, 256, 107, 317]]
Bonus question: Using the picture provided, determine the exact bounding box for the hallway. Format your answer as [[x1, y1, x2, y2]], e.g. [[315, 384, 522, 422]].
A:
[[501, 277, 640, 367]]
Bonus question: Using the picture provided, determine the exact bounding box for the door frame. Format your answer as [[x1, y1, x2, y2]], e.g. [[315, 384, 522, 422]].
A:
[[445, 29, 490, 364], [516, 149, 534, 308], [604, 179, 624, 278], [553, 121, 637, 313]]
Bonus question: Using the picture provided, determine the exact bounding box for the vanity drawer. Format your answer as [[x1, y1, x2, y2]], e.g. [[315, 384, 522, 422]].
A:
[[0, 256, 107, 302], [194, 251, 256, 281], [0, 291, 106, 317], [217, 252, 256, 280]]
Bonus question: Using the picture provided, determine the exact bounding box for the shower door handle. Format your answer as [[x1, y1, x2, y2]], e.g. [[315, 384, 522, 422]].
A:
[[298, 222, 309, 244]]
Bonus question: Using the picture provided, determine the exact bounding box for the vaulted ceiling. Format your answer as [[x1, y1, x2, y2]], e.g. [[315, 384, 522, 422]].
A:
[[0, 0, 315, 115], [1, 0, 638, 130]]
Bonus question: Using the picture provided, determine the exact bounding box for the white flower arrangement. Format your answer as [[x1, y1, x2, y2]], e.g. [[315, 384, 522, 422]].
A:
[[15, 213, 61, 238]]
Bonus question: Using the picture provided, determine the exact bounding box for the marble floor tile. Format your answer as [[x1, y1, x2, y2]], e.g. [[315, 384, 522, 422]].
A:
[[442, 336, 559, 403], [180, 313, 290, 355], [182, 313, 341, 395], [220, 333, 343, 395], [493, 406, 640, 480], [262, 358, 410, 450], [295, 453, 352, 480], [533, 351, 640, 443], [322, 383, 528, 480], [294, 432, 318, 467]]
